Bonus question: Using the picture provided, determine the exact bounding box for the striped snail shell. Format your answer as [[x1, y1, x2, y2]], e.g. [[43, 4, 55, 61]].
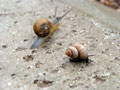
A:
[[65, 44, 88, 60], [33, 18, 53, 37]]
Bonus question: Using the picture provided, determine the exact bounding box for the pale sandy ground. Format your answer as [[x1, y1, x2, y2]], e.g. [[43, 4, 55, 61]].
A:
[[0, 0, 120, 90]]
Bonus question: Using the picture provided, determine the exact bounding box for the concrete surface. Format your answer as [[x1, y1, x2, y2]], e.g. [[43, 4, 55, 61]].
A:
[[0, 0, 120, 90]]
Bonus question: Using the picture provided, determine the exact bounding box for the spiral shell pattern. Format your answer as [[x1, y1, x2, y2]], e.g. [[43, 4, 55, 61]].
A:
[[33, 18, 53, 37], [65, 44, 88, 60]]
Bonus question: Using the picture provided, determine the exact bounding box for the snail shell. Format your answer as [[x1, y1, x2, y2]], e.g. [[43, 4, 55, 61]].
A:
[[65, 44, 88, 60], [33, 18, 53, 37]]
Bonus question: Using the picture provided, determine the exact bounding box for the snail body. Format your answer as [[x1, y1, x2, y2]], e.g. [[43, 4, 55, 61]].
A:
[[33, 18, 60, 38], [65, 44, 90, 63], [30, 8, 71, 49], [30, 18, 59, 49]]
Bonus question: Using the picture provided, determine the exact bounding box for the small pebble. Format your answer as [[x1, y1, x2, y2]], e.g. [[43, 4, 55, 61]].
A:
[[2, 45, 7, 48], [14, 21, 18, 24], [35, 61, 42, 68], [71, 30, 77, 32], [31, 50, 37, 54], [15, 47, 26, 51], [23, 55, 34, 62], [33, 79, 53, 88], [93, 75, 106, 82], [11, 73, 16, 76], [23, 39, 28, 42], [57, 43, 62, 46]]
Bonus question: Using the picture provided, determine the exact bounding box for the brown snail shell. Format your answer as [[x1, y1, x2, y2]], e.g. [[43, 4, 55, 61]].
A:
[[65, 44, 88, 61], [33, 18, 53, 37]]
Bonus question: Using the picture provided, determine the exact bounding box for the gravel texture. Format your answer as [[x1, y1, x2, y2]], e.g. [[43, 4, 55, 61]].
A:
[[0, 0, 120, 90]]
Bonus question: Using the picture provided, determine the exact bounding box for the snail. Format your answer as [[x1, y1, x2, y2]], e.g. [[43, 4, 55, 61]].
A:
[[30, 7, 71, 49], [65, 44, 93, 63]]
